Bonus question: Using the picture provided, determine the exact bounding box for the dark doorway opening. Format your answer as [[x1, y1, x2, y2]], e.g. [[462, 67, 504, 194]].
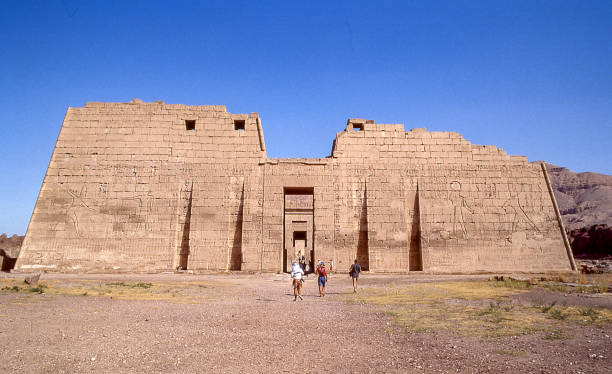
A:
[[293, 231, 307, 246], [283, 187, 314, 273]]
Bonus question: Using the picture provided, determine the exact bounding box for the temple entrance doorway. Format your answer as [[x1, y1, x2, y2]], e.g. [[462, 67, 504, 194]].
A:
[[283, 188, 314, 273], [293, 231, 306, 253]]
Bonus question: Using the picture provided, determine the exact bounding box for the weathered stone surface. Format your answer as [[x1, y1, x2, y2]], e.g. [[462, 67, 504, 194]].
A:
[[16, 101, 575, 273]]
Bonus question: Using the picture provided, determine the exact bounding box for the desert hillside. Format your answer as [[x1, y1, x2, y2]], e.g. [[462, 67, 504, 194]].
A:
[[544, 163, 612, 230], [0, 233, 22, 258], [0, 233, 23, 271], [543, 163, 612, 259]]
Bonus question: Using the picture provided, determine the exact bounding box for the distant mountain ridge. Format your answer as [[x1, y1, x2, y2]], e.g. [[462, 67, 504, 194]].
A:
[[543, 163, 612, 230], [541, 162, 612, 259]]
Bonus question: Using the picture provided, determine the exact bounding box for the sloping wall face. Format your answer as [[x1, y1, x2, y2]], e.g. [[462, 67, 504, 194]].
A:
[[330, 120, 572, 272], [16, 103, 574, 273], [16, 102, 266, 272]]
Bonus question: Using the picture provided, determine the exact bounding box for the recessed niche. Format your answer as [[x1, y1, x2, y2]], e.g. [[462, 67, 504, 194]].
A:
[[233, 120, 245, 131], [185, 120, 196, 131]]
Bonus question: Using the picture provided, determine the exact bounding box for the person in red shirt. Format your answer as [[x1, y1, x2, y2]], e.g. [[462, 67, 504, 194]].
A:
[[316, 262, 328, 297]]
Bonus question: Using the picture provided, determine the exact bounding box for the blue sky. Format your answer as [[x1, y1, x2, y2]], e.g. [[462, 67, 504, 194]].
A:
[[1, 0, 611, 235]]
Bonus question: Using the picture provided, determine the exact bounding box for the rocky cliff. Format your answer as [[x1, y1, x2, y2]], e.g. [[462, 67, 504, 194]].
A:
[[543, 163, 612, 259], [0, 233, 23, 271], [544, 163, 612, 230], [0, 233, 23, 259]]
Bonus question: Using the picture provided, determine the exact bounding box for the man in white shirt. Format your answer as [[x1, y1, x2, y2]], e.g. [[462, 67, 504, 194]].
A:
[[290, 261, 304, 301]]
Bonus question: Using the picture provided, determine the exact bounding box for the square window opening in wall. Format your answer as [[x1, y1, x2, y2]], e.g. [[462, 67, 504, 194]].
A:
[[185, 120, 196, 131], [234, 120, 246, 131], [353, 123, 364, 131]]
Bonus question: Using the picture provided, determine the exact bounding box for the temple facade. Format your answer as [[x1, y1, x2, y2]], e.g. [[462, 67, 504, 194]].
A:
[[16, 100, 576, 273]]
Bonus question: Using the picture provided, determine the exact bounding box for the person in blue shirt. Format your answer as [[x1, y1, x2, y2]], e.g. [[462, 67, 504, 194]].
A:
[[349, 259, 361, 293]]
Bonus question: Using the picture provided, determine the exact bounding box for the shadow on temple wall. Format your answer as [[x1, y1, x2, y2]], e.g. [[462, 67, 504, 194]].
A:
[[229, 187, 244, 271], [357, 185, 370, 270], [178, 187, 192, 270], [409, 186, 423, 271]]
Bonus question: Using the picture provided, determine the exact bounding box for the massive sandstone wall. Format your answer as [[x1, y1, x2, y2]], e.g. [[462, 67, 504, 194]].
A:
[[328, 120, 573, 272], [16, 101, 266, 272], [16, 101, 575, 273]]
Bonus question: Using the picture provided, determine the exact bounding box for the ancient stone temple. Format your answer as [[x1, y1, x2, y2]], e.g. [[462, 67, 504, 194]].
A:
[[16, 100, 576, 273]]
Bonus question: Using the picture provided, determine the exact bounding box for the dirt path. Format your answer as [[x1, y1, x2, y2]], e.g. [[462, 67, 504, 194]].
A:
[[1, 273, 610, 373]]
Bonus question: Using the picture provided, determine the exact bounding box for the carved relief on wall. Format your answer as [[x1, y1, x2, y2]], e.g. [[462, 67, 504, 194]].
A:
[[55, 177, 157, 239], [446, 180, 474, 240], [285, 194, 313, 210], [501, 192, 542, 245], [64, 184, 93, 237]]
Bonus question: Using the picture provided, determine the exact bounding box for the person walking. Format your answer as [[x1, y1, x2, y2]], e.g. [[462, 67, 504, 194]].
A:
[[290, 261, 304, 301], [316, 261, 328, 297], [349, 259, 361, 293]]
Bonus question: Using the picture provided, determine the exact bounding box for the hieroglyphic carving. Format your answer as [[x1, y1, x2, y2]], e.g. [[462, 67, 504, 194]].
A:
[[285, 195, 314, 210]]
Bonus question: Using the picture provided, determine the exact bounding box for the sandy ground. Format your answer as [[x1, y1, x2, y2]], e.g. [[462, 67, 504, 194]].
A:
[[1, 272, 611, 373]]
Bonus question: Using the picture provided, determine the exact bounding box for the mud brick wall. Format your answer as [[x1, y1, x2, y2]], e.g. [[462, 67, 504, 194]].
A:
[[16, 102, 574, 273]]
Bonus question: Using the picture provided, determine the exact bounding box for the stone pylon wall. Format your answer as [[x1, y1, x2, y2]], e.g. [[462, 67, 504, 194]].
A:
[[328, 119, 573, 272], [17, 101, 266, 272], [16, 102, 575, 273]]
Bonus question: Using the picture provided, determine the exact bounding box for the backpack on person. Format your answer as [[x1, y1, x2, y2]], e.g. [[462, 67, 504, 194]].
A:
[[319, 266, 326, 277]]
